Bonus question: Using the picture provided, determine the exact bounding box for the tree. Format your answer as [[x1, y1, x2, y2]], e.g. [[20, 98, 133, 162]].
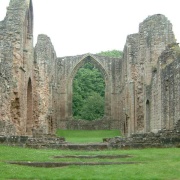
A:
[[97, 50, 123, 58], [79, 92, 104, 120], [73, 62, 105, 120], [73, 49, 122, 120]]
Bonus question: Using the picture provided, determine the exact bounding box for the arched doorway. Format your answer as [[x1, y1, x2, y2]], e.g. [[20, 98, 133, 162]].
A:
[[124, 115, 129, 135], [146, 99, 150, 132], [26, 78, 33, 135], [72, 62, 105, 120], [23, 0, 33, 67], [67, 55, 110, 120]]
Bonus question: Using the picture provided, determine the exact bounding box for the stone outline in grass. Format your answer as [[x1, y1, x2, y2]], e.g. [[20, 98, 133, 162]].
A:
[[53, 154, 132, 159], [8, 161, 140, 168]]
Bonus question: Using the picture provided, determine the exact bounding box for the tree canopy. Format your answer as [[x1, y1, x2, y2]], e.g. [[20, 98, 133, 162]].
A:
[[72, 50, 122, 121], [73, 62, 105, 120], [97, 50, 123, 58]]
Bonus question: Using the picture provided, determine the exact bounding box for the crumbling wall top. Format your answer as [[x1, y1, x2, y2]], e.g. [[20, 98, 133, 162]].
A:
[[8, 0, 31, 9], [35, 34, 57, 64]]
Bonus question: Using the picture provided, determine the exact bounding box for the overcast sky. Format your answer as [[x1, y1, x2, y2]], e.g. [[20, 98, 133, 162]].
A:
[[0, 0, 180, 57]]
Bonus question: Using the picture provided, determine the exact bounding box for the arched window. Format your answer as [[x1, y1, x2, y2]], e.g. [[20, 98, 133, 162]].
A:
[[146, 100, 150, 132], [26, 78, 33, 134], [72, 61, 105, 120]]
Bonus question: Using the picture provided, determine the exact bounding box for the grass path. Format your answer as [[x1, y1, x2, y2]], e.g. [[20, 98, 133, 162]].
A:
[[56, 129, 120, 143]]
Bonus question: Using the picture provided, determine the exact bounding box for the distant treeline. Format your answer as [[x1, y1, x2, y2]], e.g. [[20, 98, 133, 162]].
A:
[[97, 50, 123, 58]]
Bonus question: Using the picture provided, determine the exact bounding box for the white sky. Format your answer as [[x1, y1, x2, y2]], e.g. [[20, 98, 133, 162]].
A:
[[0, 0, 180, 57]]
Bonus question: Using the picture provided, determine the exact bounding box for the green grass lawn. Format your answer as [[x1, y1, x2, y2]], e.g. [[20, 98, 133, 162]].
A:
[[0, 145, 180, 180], [56, 129, 121, 143], [0, 131, 179, 179]]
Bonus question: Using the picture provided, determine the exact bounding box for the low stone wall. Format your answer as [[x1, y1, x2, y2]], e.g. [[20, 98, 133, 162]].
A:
[[0, 135, 109, 150], [1, 121, 179, 150], [0, 135, 66, 149], [104, 120, 180, 149], [67, 118, 119, 130]]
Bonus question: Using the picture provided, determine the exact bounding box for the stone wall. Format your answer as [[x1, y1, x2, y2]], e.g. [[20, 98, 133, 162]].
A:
[[0, 0, 180, 140], [67, 118, 119, 130], [0, 120, 179, 150], [148, 43, 180, 132], [0, 0, 34, 135], [105, 120, 180, 148], [34, 34, 57, 135], [0, 135, 66, 149], [54, 54, 122, 130], [121, 14, 176, 136]]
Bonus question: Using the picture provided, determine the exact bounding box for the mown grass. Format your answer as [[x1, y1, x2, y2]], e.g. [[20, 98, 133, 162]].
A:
[[0, 145, 179, 180], [56, 129, 121, 143]]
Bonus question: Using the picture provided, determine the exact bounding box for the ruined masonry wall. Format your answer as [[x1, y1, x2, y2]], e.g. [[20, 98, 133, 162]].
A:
[[0, 17, 15, 135], [34, 34, 57, 135], [149, 44, 180, 132], [0, 0, 180, 138], [55, 54, 122, 130], [106, 120, 180, 149], [0, 0, 34, 135], [160, 47, 180, 130], [122, 14, 177, 135], [138, 15, 175, 133]]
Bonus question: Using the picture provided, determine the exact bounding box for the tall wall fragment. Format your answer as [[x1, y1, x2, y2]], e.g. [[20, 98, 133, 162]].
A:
[[122, 14, 177, 135], [34, 34, 57, 135], [149, 44, 180, 132], [0, 0, 34, 135]]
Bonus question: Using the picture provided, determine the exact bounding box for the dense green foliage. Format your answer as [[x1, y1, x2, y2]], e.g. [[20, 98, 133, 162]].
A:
[[73, 62, 105, 120], [79, 92, 104, 120], [56, 129, 120, 143], [98, 49, 123, 58], [73, 50, 122, 120], [0, 145, 179, 179]]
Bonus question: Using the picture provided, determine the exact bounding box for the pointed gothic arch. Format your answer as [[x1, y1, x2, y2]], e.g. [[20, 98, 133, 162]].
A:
[[146, 99, 150, 132], [69, 54, 109, 82], [27, 0, 33, 35], [23, 0, 33, 43], [66, 54, 111, 119], [23, 0, 33, 67], [26, 78, 33, 135]]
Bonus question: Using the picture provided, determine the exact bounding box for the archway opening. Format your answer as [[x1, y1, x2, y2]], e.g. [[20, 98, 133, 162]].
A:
[[48, 116, 53, 134], [72, 62, 105, 120], [26, 78, 33, 134], [146, 99, 150, 132], [124, 115, 129, 135]]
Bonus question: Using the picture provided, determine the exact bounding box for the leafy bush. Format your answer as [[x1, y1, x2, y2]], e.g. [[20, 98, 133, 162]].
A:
[[79, 92, 104, 120]]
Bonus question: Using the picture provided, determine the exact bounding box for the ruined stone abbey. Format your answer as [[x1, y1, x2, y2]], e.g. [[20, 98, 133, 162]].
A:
[[0, 0, 180, 137]]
